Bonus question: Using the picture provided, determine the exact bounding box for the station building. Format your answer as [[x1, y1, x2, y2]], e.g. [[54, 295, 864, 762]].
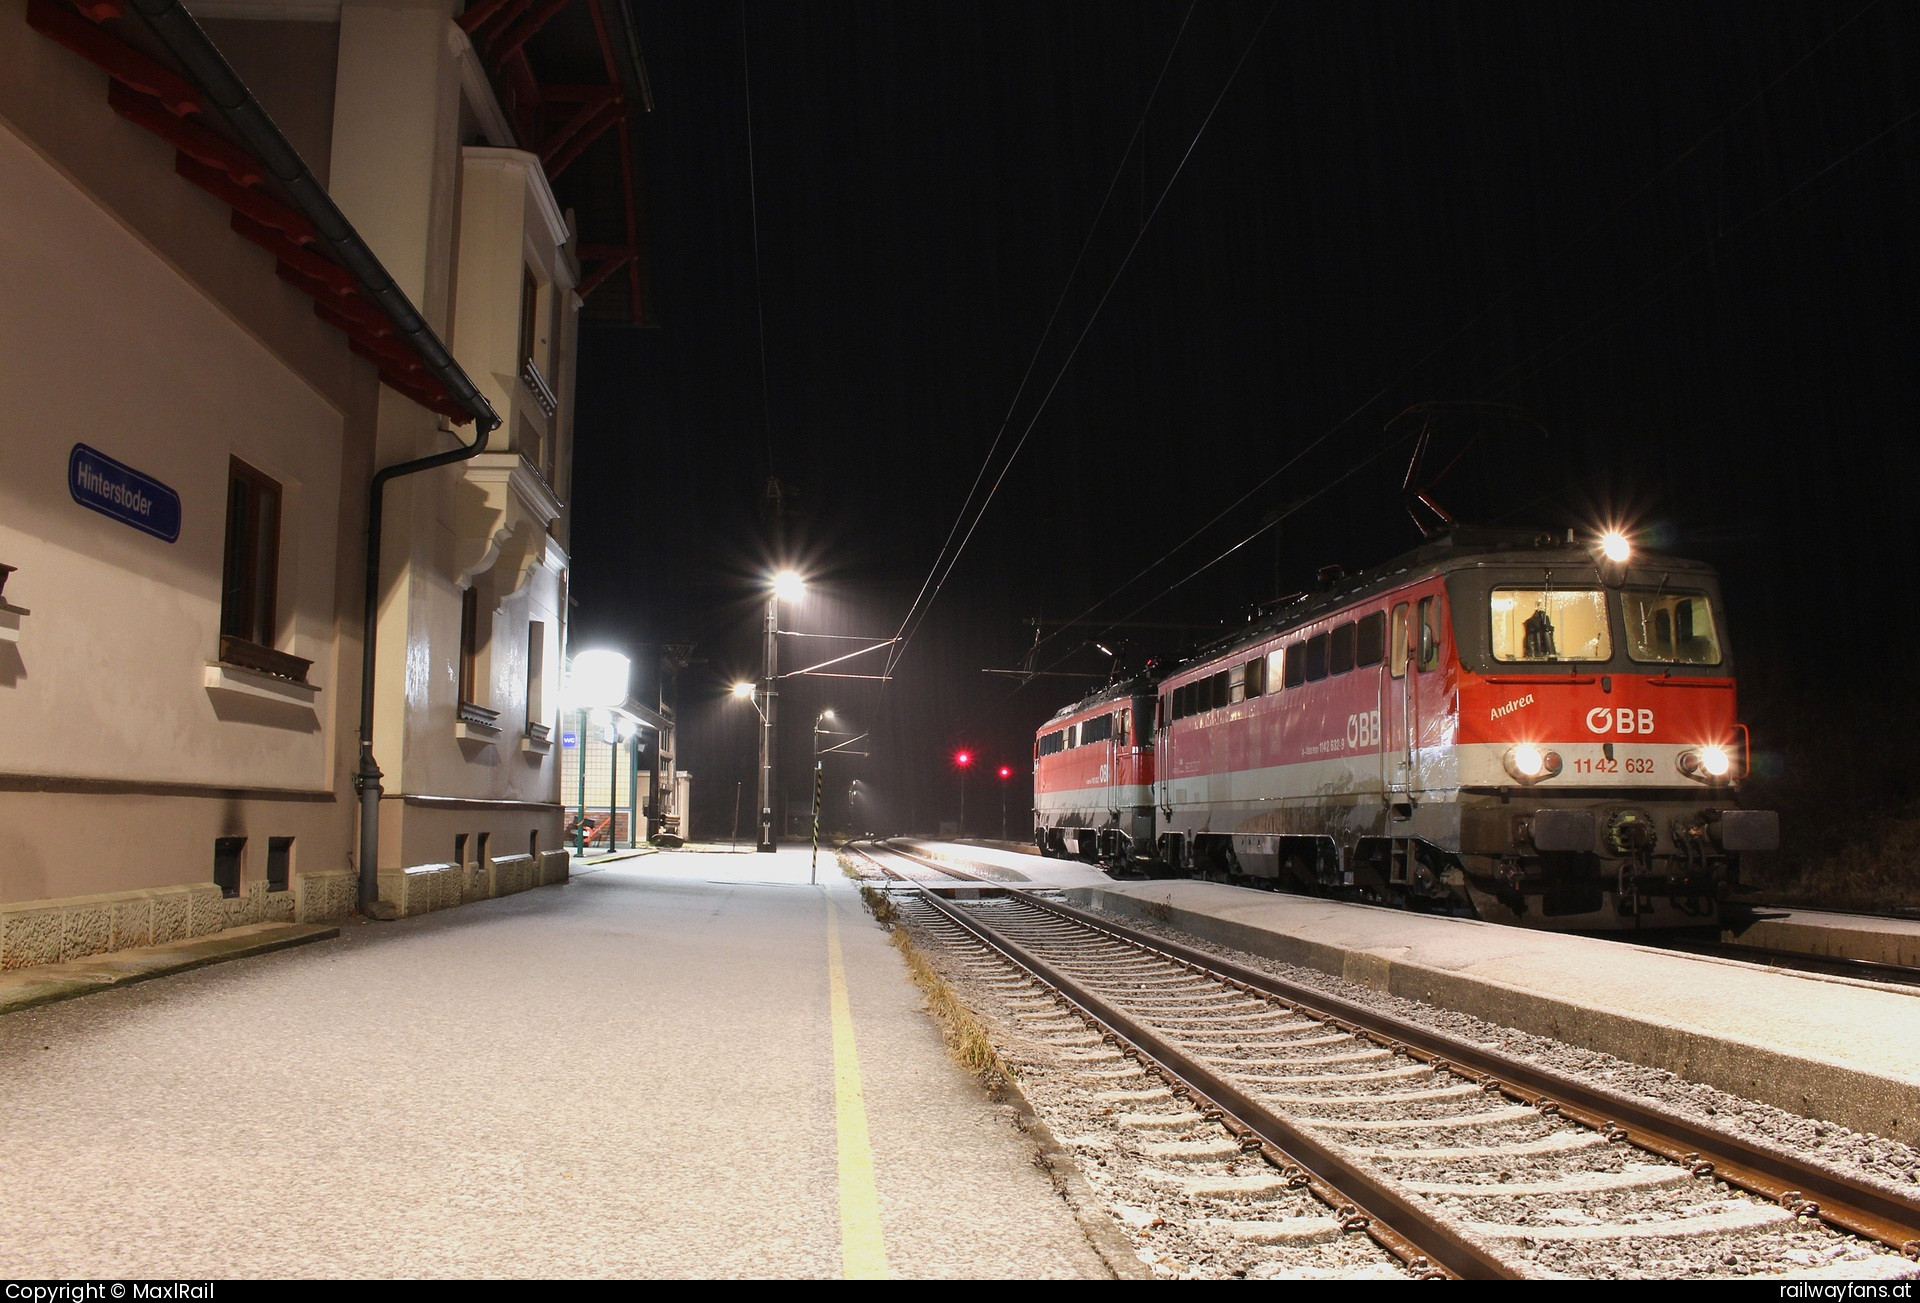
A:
[[0, 0, 648, 964]]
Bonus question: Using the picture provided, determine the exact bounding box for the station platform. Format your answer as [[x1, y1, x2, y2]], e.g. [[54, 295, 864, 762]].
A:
[[0, 847, 1115, 1278], [1725, 905, 1920, 969]]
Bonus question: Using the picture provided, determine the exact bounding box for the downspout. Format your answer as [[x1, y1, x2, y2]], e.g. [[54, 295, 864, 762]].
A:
[[127, 0, 503, 911]]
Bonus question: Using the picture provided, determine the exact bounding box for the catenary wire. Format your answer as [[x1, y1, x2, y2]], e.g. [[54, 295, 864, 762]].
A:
[[889, 0, 1280, 676], [883, 0, 1199, 678]]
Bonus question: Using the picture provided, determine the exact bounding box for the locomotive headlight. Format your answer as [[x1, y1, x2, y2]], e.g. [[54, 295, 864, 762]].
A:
[[1504, 743, 1562, 783], [1678, 745, 1734, 782], [1600, 531, 1632, 564]]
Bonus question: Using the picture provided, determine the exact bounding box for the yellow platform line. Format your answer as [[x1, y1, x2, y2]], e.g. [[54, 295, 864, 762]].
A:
[[827, 902, 892, 1279]]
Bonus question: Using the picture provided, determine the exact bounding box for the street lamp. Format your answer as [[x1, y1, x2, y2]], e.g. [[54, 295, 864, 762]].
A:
[[954, 749, 972, 837], [756, 572, 802, 852]]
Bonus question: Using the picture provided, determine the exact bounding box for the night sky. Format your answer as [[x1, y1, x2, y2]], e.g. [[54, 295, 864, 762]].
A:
[[566, 1, 1918, 843]]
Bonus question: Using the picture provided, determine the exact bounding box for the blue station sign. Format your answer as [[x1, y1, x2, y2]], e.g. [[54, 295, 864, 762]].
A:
[[69, 443, 181, 543]]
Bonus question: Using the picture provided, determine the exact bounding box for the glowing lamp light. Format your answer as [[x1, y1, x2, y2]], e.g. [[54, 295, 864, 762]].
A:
[[1600, 532, 1632, 564], [954, 750, 973, 768], [772, 570, 805, 603], [1510, 743, 1546, 778], [998, 766, 1012, 780], [569, 649, 631, 709], [1699, 745, 1731, 778], [732, 681, 756, 699]]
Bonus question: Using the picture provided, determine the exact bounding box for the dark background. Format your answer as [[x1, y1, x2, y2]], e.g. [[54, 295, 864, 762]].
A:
[[565, 1, 1918, 867]]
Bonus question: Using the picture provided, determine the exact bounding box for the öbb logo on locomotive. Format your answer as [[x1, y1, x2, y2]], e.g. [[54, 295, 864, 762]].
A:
[[1587, 707, 1656, 735], [1030, 524, 1778, 932]]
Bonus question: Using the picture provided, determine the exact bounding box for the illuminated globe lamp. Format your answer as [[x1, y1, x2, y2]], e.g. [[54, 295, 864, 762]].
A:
[[568, 649, 631, 710]]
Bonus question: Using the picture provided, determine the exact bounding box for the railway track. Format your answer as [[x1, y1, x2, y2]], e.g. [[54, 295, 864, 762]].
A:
[[852, 841, 1920, 1280]]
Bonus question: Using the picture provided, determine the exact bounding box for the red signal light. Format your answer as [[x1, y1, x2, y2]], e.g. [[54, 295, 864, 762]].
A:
[[998, 766, 1012, 779], [955, 750, 972, 767]]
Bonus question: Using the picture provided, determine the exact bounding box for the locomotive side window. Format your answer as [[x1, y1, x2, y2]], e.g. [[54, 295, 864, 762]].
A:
[[1621, 590, 1722, 665], [1305, 633, 1330, 682], [1212, 669, 1232, 709], [1490, 588, 1610, 662], [1244, 656, 1266, 698], [1117, 708, 1130, 744], [1389, 604, 1409, 678], [1283, 642, 1306, 689], [1417, 596, 1442, 671], [1356, 612, 1386, 667], [1228, 664, 1246, 704], [1268, 647, 1286, 692], [1329, 622, 1357, 675]]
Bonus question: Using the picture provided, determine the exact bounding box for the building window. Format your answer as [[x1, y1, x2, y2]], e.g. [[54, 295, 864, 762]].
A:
[[214, 836, 245, 899], [526, 620, 545, 731], [221, 458, 280, 650], [519, 265, 539, 371], [454, 832, 469, 872], [266, 837, 292, 892], [459, 586, 482, 705]]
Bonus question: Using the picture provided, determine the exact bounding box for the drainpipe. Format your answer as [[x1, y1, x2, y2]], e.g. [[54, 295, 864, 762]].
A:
[[127, 0, 502, 912]]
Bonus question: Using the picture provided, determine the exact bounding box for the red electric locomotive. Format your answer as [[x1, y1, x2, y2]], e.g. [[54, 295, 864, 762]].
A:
[[1032, 678, 1156, 864], [1034, 526, 1777, 930]]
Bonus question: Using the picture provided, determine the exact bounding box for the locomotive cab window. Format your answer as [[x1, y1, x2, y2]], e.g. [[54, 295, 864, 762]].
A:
[[1622, 590, 1721, 665], [1389, 603, 1409, 677], [1490, 588, 1611, 662]]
